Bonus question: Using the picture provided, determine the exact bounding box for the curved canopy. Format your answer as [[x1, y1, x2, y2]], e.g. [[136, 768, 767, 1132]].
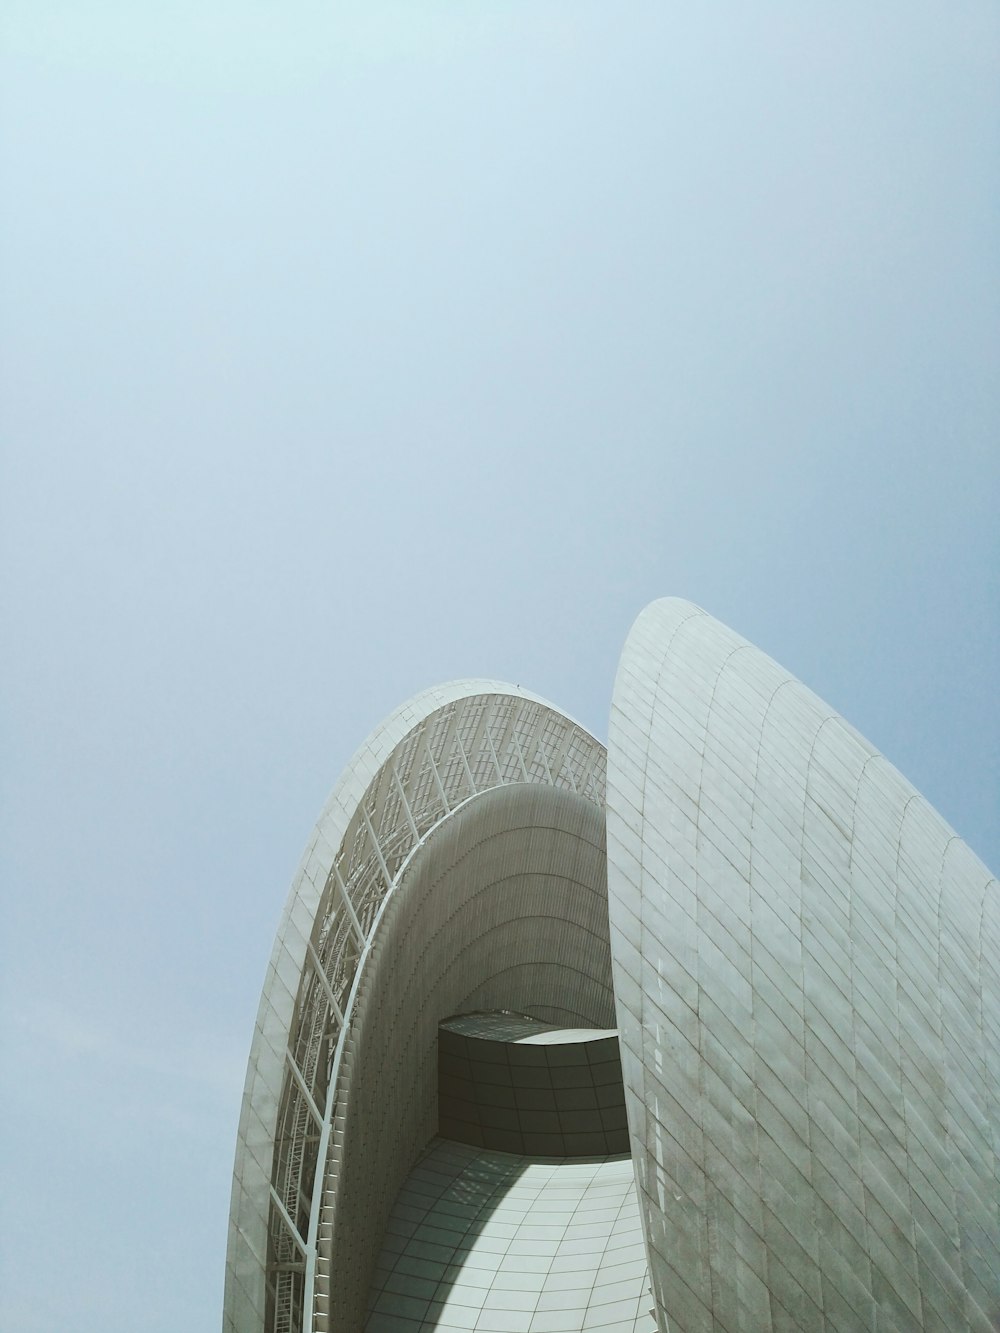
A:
[[225, 602, 998, 1333], [224, 682, 606, 1333], [607, 598, 999, 1333]]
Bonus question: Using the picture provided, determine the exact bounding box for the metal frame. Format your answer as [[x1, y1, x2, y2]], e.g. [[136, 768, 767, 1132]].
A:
[[224, 681, 605, 1333]]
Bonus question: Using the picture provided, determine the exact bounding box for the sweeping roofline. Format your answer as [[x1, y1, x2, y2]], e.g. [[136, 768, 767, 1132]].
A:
[[224, 679, 606, 1332]]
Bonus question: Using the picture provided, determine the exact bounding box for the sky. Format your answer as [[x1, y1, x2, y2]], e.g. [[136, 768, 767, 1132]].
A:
[[1, 4, 997, 1330]]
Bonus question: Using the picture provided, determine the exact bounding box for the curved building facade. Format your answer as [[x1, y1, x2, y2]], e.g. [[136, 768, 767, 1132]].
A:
[[225, 601, 998, 1333]]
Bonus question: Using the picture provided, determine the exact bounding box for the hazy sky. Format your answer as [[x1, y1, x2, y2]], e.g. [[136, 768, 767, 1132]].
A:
[[2, 5, 997, 1330]]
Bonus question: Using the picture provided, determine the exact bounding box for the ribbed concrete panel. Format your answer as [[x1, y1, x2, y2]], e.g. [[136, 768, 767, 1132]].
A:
[[321, 782, 612, 1328], [607, 598, 999, 1333], [364, 1137, 655, 1332]]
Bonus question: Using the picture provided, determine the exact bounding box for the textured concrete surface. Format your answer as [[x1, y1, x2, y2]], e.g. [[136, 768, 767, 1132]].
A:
[[607, 598, 999, 1333]]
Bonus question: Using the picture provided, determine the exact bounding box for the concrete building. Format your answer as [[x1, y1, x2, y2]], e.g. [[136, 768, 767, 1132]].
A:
[[225, 600, 998, 1333]]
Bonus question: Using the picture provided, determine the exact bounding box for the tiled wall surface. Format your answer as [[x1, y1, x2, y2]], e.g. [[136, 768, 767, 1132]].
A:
[[365, 1137, 655, 1332], [320, 782, 613, 1328], [228, 683, 541, 1332], [228, 602, 998, 1333], [224, 683, 606, 1333], [438, 1015, 628, 1156], [607, 598, 999, 1333]]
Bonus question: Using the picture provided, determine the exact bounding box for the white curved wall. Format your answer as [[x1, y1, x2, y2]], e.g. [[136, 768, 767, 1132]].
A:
[[320, 781, 612, 1326], [607, 598, 999, 1332], [364, 1138, 655, 1332], [225, 683, 606, 1333], [227, 601, 998, 1333]]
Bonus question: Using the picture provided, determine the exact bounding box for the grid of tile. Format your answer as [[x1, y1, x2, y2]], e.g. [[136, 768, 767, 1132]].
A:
[[316, 782, 614, 1329], [442, 1014, 562, 1042], [225, 683, 606, 1333], [365, 1137, 656, 1332], [438, 1015, 629, 1156], [607, 597, 1000, 1333]]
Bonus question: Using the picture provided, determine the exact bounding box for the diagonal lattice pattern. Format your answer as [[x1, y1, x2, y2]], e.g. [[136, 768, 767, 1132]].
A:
[[225, 683, 606, 1333]]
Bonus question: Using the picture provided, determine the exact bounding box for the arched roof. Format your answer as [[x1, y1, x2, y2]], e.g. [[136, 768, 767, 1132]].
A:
[[607, 598, 999, 1332], [224, 681, 606, 1333]]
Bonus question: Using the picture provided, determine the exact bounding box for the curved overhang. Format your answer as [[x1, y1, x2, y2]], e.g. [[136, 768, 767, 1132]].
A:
[[322, 780, 612, 1326], [226, 601, 998, 1333], [224, 681, 607, 1333], [437, 1012, 628, 1158], [607, 598, 999, 1332], [365, 1141, 652, 1330]]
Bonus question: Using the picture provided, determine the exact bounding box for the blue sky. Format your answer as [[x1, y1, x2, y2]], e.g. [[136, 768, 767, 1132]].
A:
[[1, 4, 997, 1330]]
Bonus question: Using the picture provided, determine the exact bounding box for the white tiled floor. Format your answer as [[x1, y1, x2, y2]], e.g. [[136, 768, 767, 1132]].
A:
[[364, 1139, 655, 1332]]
